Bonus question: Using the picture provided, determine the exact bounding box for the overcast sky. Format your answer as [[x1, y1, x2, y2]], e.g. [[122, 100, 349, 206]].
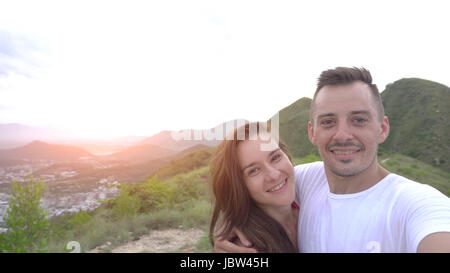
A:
[[1, 0, 449, 139]]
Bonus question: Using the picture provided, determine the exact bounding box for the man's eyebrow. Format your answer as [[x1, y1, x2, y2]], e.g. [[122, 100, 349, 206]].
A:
[[351, 110, 371, 116], [242, 148, 281, 171], [317, 111, 372, 120], [317, 113, 335, 120]]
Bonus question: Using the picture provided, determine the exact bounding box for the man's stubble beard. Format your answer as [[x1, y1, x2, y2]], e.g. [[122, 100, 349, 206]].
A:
[[322, 144, 379, 178]]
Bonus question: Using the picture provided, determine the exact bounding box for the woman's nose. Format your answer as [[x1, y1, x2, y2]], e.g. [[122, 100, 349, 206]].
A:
[[264, 164, 281, 181]]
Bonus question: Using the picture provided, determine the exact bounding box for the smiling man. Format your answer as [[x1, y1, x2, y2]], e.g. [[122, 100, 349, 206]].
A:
[[213, 67, 450, 253], [298, 67, 450, 252]]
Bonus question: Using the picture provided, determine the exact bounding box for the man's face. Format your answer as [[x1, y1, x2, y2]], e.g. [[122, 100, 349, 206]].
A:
[[308, 81, 389, 177]]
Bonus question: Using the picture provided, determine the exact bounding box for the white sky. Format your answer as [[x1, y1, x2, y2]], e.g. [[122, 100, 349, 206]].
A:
[[1, 0, 449, 139]]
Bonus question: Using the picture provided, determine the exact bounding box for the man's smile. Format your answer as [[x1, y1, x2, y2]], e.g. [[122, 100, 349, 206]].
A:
[[328, 144, 363, 160]]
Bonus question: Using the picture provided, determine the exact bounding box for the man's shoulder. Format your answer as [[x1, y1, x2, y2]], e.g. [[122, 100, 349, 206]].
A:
[[294, 161, 326, 186], [293, 161, 327, 201], [294, 161, 324, 173], [385, 173, 449, 206], [386, 173, 450, 252], [386, 173, 442, 193]]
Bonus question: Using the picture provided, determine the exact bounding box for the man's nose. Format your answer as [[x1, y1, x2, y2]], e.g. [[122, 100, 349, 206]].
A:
[[333, 121, 354, 143]]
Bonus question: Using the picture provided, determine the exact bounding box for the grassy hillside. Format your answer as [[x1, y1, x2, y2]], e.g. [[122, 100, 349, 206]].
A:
[[150, 146, 217, 180], [381, 78, 450, 172], [379, 152, 450, 196], [45, 165, 213, 253]]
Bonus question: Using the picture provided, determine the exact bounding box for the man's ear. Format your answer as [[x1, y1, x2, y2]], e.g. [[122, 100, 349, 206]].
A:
[[378, 116, 390, 144], [308, 121, 317, 145]]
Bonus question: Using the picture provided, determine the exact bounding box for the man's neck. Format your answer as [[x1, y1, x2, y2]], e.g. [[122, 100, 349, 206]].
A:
[[325, 162, 390, 194]]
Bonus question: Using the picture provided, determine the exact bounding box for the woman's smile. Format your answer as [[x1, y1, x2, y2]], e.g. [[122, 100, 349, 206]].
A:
[[266, 178, 288, 193]]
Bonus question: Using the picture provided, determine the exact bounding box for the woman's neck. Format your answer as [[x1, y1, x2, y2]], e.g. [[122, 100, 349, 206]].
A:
[[264, 204, 299, 249]]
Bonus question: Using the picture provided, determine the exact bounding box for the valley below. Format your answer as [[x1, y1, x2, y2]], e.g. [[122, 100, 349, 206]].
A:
[[0, 156, 168, 230]]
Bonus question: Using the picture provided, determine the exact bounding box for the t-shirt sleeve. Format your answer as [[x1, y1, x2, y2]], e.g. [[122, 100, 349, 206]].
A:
[[294, 161, 324, 206], [400, 183, 450, 252], [294, 164, 307, 205]]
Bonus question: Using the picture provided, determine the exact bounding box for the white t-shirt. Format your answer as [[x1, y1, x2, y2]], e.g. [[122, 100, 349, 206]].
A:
[[295, 161, 450, 253]]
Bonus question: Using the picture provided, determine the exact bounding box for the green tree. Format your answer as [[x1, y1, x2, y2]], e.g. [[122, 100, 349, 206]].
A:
[[112, 187, 141, 219], [0, 176, 50, 253], [138, 177, 171, 212], [67, 211, 92, 228]]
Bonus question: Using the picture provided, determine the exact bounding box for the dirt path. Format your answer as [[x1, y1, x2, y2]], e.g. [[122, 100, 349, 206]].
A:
[[89, 228, 204, 253]]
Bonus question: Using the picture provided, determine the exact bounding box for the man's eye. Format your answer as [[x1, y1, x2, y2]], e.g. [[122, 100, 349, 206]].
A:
[[320, 119, 334, 126], [353, 117, 367, 125]]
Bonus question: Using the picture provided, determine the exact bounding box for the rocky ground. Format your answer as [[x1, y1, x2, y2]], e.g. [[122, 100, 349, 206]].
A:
[[89, 228, 205, 253]]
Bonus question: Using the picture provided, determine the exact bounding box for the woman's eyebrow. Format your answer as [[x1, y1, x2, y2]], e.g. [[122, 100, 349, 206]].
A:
[[268, 148, 281, 157], [242, 163, 254, 171], [242, 148, 281, 171]]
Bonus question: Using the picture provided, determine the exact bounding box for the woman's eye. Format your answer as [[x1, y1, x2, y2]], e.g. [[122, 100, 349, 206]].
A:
[[271, 154, 281, 162], [248, 168, 259, 176]]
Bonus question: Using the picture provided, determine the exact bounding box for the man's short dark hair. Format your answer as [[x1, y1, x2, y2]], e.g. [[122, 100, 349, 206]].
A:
[[310, 67, 385, 123]]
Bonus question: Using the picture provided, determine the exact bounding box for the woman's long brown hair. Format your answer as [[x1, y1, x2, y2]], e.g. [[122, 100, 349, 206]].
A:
[[209, 122, 297, 253]]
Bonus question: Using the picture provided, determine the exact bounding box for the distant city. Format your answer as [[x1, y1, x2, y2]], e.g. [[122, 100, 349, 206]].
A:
[[0, 159, 121, 233]]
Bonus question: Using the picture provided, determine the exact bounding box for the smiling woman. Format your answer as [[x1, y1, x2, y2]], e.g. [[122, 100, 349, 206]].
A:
[[209, 122, 299, 253]]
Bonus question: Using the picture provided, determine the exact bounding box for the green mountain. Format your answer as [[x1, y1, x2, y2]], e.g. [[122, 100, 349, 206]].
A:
[[380, 78, 450, 172], [0, 140, 94, 162], [270, 97, 317, 158]]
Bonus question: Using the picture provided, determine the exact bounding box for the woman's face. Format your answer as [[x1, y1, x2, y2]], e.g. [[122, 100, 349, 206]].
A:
[[237, 136, 295, 213]]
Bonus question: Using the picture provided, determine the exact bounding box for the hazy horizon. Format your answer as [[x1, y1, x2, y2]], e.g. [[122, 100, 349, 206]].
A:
[[1, 0, 450, 139]]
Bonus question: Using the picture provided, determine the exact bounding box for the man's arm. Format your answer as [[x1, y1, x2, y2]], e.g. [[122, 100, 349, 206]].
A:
[[213, 227, 258, 253], [417, 232, 450, 253]]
